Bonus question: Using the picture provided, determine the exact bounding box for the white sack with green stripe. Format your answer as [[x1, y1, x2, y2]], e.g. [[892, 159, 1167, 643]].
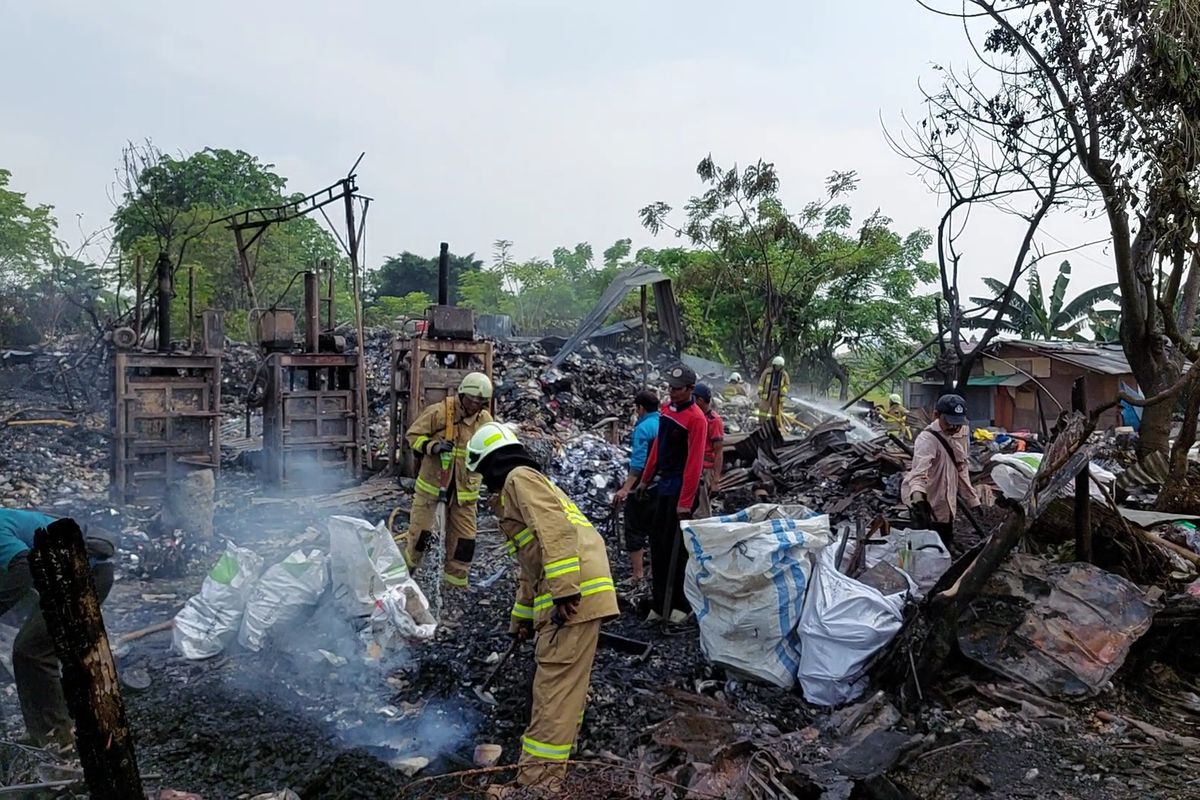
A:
[[238, 549, 330, 652], [682, 504, 831, 689], [173, 543, 264, 660]]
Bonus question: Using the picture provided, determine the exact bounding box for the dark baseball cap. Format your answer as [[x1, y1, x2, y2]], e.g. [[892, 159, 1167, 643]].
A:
[[665, 364, 697, 389], [693, 383, 712, 401], [936, 394, 969, 425]]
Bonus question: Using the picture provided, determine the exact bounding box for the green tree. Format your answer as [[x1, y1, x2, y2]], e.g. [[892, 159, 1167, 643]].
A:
[[641, 157, 937, 389], [457, 268, 506, 313], [112, 142, 348, 339], [0, 169, 57, 283], [968, 261, 1119, 341], [0, 168, 60, 344], [370, 251, 482, 305], [364, 292, 432, 327]]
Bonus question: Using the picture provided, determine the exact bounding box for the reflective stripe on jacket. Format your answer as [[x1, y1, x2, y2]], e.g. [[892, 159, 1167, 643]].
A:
[[493, 466, 619, 631], [406, 397, 492, 505]]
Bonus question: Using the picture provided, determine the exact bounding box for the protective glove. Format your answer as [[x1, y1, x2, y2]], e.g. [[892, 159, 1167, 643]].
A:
[[550, 593, 581, 626], [909, 492, 934, 530], [430, 441, 454, 456], [511, 620, 534, 643]]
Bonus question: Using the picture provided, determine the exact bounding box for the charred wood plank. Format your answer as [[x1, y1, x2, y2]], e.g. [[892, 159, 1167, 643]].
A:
[[29, 519, 144, 800]]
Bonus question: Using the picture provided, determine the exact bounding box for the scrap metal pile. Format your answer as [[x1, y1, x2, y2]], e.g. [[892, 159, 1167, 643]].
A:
[[718, 418, 913, 518]]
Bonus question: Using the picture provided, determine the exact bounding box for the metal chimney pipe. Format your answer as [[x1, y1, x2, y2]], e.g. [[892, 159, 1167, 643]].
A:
[[437, 242, 450, 306], [155, 253, 172, 352], [303, 270, 320, 353]]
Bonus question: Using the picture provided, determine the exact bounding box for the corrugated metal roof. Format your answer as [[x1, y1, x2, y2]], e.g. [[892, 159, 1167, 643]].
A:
[[549, 263, 684, 367], [1004, 340, 1132, 375]]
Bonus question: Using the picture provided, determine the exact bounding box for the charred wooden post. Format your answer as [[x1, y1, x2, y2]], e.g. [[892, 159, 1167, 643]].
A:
[[133, 253, 143, 341], [155, 252, 172, 352], [323, 258, 336, 331], [1073, 377, 1092, 562], [640, 285, 649, 388], [304, 270, 320, 354], [437, 242, 450, 306], [28, 519, 143, 800]]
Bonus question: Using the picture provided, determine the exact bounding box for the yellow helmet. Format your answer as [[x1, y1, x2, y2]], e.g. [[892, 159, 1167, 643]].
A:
[[889, 393, 903, 405], [771, 356, 785, 368], [465, 422, 521, 472], [458, 371, 493, 399]]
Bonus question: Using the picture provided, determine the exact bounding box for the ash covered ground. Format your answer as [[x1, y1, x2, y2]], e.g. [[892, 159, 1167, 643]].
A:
[[1, 342, 1199, 798]]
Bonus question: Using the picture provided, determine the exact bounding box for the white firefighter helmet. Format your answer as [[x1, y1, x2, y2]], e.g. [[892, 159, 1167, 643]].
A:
[[729, 372, 743, 383], [889, 393, 903, 405], [458, 371, 494, 399], [465, 422, 521, 472], [771, 355, 785, 368]]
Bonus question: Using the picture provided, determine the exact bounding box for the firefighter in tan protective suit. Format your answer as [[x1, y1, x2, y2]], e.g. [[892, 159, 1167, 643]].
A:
[[466, 422, 619, 795], [402, 372, 493, 589], [756, 355, 790, 424]]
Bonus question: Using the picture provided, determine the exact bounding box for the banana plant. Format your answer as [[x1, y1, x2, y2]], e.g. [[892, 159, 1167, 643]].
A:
[[968, 260, 1119, 341]]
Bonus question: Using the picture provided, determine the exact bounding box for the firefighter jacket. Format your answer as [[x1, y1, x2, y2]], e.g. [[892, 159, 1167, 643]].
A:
[[757, 367, 791, 405], [493, 466, 619, 632], [406, 397, 492, 505]]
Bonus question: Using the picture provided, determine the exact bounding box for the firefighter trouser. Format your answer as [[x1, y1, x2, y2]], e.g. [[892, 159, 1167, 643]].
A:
[[518, 618, 601, 788], [403, 492, 477, 588], [0, 555, 115, 746]]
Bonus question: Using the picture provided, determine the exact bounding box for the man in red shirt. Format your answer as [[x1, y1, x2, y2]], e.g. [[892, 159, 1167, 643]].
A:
[[637, 364, 707, 623], [693, 384, 725, 518]]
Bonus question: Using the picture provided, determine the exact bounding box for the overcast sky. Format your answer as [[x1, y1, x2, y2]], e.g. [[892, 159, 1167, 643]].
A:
[[2, 0, 1116, 299]]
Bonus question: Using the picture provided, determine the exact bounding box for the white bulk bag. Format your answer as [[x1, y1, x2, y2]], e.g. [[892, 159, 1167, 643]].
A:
[[238, 549, 329, 652], [173, 543, 264, 659], [846, 528, 952, 599], [682, 504, 832, 689], [328, 515, 436, 646], [327, 515, 412, 617], [797, 546, 909, 706]]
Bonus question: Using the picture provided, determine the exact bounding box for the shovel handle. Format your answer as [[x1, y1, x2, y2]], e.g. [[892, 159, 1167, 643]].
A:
[[477, 638, 519, 694]]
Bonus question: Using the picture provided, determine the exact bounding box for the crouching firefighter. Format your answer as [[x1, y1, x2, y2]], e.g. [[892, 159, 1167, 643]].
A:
[[0, 509, 116, 750], [466, 423, 619, 793], [402, 372, 493, 589]]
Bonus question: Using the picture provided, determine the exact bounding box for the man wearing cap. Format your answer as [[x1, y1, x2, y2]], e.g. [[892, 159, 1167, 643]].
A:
[[612, 389, 660, 584], [693, 384, 725, 518], [636, 364, 707, 623], [901, 394, 982, 546], [402, 371, 493, 590]]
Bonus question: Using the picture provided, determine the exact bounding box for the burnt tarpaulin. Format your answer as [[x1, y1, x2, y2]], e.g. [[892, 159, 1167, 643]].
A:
[[958, 553, 1154, 699], [549, 263, 683, 367]]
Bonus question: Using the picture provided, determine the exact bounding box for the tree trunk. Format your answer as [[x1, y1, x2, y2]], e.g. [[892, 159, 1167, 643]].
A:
[[29, 519, 144, 799]]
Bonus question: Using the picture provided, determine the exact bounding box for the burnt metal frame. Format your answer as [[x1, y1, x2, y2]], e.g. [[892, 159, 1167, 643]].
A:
[[220, 160, 372, 478], [262, 352, 361, 486], [111, 352, 221, 504], [389, 337, 494, 476]]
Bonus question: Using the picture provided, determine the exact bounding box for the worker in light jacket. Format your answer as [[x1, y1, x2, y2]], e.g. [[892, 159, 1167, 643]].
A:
[[901, 394, 982, 546], [0, 509, 115, 750], [466, 423, 619, 794]]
